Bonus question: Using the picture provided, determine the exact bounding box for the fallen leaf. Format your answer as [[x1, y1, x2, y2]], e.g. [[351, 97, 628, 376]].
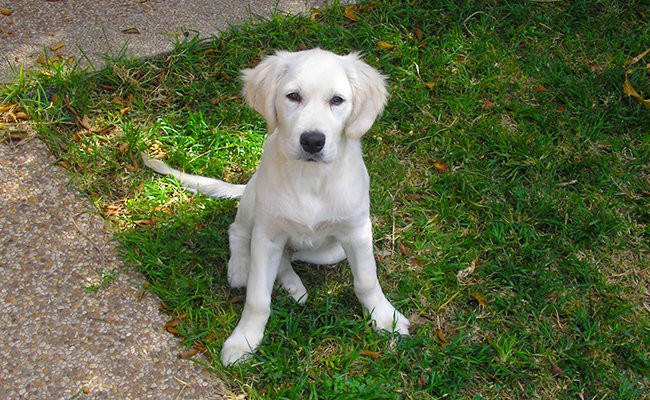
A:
[[310, 9, 321, 21], [0, 8, 12, 16], [482, 99, 497, 109], [121, 27, 141, 35], [129, 152, 139, 170], [407, 313, 428, 334], [56, 160, 70, 169], [418, 368, 431, 387], [165, 313, 187, 331], [470, 292, 488, 308], [178, 346, 201, 359], [406, 193, 422, 201], [118, 142, 129, 154], [103, 204, 123, 217], [14, 111, 29, 120], [0, 103, 15, 113], [408, 257, 426, 268], [80, 143, 94, 154], [433, 161, 448, 172], [62, 97, 83, 126], [623, 47, 650, 67], [414, 27, 424, 41], [456, 260, 476, 282], [134, 219, 156, 227], [193, 342, 207, 352], [50, 42, 65, 52], [551, 362, 563, 377], [435, 329, 449, 345], [165, 325, 179, 335], [203, 333, 218, 343], [344, 6, 359, 21], [377, 41, 394, 50], [624, 74, 650, 108], [230, 294, 246, 304], [157, 207, 173, 215], [96, 124, 116, 136], [425, 82, 436, 90], [398, 241, 411, 256], [360, 349, 381, 360], [0, 130, 30, 142], [80, 115, 91, 130], [112, 96, 127, 106], [120, 107, 130, 116]]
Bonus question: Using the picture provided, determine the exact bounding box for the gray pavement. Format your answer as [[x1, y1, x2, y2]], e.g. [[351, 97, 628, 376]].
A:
[[1, 137, 225, 399], [0, 1, 331, 398], [0, 0, 326, 79]]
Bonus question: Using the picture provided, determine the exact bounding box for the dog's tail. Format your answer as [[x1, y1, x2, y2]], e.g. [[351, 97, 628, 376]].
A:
[[142, 154, 246, 199]]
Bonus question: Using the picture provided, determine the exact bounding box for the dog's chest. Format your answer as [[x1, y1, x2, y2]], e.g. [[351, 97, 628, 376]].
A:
[[286, 222, 334, 250], [282, 192, 342, 229], [277, 192, 356, 248]]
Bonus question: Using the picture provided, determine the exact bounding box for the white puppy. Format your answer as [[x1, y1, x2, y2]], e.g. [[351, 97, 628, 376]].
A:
[[144, 48, 410, 366]]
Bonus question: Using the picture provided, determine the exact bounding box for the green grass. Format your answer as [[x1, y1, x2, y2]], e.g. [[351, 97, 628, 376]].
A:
[[2, 1, 648, 398]]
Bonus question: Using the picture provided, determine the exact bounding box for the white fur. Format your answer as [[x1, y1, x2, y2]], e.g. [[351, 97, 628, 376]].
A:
[[143, 48, 409, 367]]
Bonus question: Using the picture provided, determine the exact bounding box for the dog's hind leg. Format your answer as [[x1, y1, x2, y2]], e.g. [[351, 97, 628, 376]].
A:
[[226, 177, 257, 289], [277, 254, 307, 304], [227, 222, 251, 288], [292, 239, 346, 265]]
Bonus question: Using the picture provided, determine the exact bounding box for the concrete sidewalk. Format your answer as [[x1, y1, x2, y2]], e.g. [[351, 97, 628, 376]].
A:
[[0, 1, 328, 398], [0, 0, 325, 79]]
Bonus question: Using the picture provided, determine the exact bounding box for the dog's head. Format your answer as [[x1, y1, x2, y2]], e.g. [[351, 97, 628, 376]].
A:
[[241, 48, 388, 163]]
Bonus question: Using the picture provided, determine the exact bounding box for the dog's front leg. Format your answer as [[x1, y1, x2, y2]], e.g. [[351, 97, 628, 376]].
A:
[[221, 221, 287, 366], [339, 217, 410, 335]]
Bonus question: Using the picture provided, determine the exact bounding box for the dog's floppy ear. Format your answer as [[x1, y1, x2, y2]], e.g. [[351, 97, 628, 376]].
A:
[[241, 51, 289, 134], [343, 53, 388, 139]]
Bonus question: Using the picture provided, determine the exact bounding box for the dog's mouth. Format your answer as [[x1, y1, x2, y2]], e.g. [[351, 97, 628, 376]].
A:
[[297, 152, 329, 163], [300, 155, 323, 163]]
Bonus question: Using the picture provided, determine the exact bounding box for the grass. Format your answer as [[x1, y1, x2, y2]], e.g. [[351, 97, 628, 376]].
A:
[[2, 0, 649, 398]]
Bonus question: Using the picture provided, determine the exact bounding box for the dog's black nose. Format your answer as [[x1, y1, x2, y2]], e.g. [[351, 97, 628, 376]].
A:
[[300, 131, 326, 154]]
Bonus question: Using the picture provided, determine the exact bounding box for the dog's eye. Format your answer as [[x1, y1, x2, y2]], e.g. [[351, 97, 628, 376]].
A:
[[330, 96, 344, 106], [286, 92, 302, 103]]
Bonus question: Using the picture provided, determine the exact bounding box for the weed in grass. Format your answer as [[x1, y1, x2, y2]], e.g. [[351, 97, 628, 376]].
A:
[[2, 0, 649, 398]]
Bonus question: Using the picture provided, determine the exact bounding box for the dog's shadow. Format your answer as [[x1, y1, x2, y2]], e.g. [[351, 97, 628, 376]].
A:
[[124, 198, 360, 332]]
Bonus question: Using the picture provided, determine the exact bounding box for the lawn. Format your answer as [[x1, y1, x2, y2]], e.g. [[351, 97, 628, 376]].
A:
[[2, 0, 648, 398]]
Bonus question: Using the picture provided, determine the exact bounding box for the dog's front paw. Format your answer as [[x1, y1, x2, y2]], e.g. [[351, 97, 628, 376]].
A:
[[370, 304, 410, 336], [221, 331, 259, 366]]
